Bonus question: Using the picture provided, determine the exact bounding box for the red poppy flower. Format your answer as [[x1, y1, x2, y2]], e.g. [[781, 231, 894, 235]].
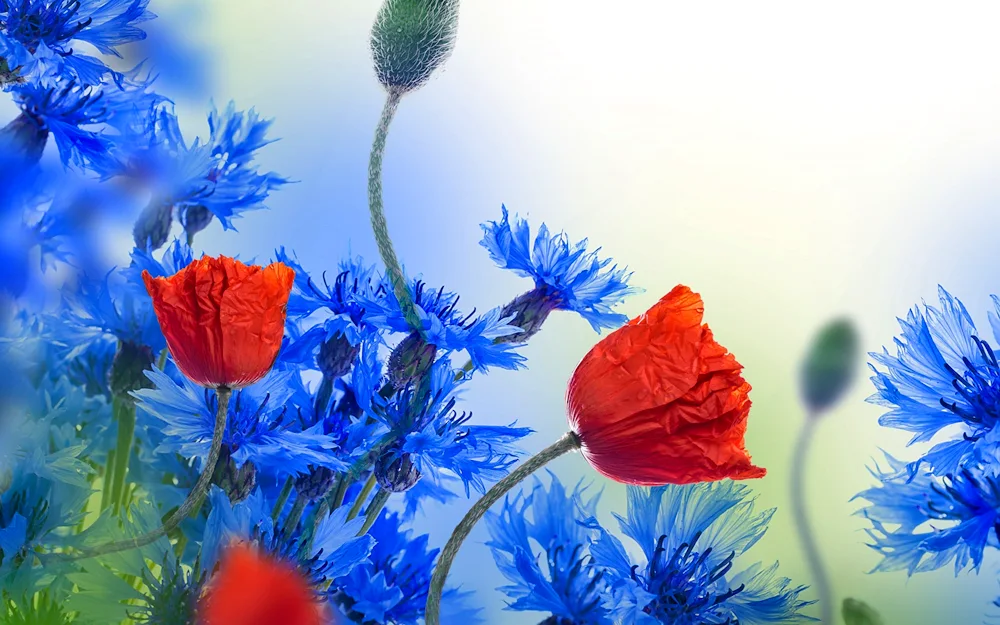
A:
[[198, 542, 322, 625], [143, 255, 294, 389], [566, 285, 765, 486]]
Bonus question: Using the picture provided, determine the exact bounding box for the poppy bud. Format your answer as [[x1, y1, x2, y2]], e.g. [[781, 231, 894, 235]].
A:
[[133, 201, 174, 252], [497, 286, 561, 344], [566, 286, 765, 486], [211, 445, 257, 503], [370, 0, 460, 93], [197, 543, 322, 625], [181, 205, 213, 242], [0, 112, 47, 166], [842, 599, 884, 625], [317, 332, 360, 379], [800, 317, 859, 415], [374, 452, 421, 493], [387, 331, 437, 388], [142, 255, 294, 389], [294, 466, 336, 501], [109, 341, 156, 396]]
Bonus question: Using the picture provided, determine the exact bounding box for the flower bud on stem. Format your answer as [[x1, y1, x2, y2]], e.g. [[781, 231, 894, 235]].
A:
[[424, 431, 581, 625]]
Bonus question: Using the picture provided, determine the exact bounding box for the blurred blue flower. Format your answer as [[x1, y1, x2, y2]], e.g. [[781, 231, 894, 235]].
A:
[[358, 275, 526, 373], [0, 0, 153, 84], [589, 483, 814, 625], [868, 287, 1000, 477], [332, 511, 482, 625], [480, 205, 639, 334], [200, 485, 274, 574], [116, 102, 287, 241], [133, 367, 348, 477], [485, 474, 611, 624], [121, 238, 193, 291]]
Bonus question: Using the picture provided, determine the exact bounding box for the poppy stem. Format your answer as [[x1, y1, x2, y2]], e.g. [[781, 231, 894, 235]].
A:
[[50, 387, 233, 561], [368, 88, 422, 334], [790, 414, 833, 624], [424, 431, 581, 625]]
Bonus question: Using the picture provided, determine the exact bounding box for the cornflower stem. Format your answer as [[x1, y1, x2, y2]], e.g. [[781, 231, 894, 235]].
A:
[[55, 387, 232, 561], [790, 414, 833, 624], [271, 476, 295, 522], [282, 494, 308, 542], [368, 88, 422, 333], [425, 431, 581, 625], [358, 488, 390, 536], [109, 395, 136, 514], [347, 474, 378, 521], [99, 450, 116, 510]]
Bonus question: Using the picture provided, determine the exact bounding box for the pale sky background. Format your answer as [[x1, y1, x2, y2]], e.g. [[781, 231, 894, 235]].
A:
[[24, 2, 1000, 623]]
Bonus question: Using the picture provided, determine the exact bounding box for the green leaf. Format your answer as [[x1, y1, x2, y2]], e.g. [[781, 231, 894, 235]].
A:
[[843, 598, 885, 625]]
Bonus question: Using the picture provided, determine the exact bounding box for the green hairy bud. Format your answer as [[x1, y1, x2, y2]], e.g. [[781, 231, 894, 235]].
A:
[[842, 598, 884, 625], [800, 317, 860, 415], [370, 0, 460, 93]]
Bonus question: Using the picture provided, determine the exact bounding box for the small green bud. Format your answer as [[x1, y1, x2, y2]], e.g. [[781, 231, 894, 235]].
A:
[[132, 201, 174, 252], [800, 317, 860, 415], [211, 445, 257, 503], [370, 0, 460, 93], [842, 598, 884, 625], [387, 331, 437, 388], [0, 113, 48, 166]]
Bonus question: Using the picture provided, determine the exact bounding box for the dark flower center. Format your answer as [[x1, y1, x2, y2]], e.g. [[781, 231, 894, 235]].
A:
[[940, 336, 1000, 438]]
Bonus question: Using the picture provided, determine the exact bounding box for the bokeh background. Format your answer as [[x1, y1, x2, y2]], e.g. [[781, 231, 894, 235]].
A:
[[25, 1, 1000, 622]]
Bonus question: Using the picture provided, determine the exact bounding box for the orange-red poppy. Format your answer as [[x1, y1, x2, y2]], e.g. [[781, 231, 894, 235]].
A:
[[143, 255, 294, 389], [566, 285, 765, 485], [197, 542, 322, 625]]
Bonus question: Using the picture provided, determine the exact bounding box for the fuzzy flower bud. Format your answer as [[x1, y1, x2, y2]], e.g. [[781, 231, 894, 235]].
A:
[[317, 332, 360, 379], [498, 286, 561, 344], [370, 0, 460, 93], [181, 205, 213, 243], [800, 317, 859, 416], [133, 201, 174, 252], [211, 445, 258, 503], [374, 452, 421, 493], [109, 341, 156, 396], [0, 113, 47, 166], [294, 466, 336, 501], [387, 331, 437, 388]]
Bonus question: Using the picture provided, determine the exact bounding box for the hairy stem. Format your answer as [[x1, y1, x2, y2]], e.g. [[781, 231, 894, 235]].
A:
[[347, 473, 378, 521], [791, 416, 833, 624], [358, 488, 391, 536], [368, 88, 422, 333], [58, 387, 232, 561], [424, 432, 581, 625]]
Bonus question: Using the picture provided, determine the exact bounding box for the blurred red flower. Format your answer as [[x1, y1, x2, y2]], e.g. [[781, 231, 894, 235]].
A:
[[198, 542, 321, 625], [143, 255, 294, 389], [566, 285, 765, 485]]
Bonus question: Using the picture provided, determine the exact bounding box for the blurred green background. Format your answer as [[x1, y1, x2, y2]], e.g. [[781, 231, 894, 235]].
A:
[[130, 2, 1000, 622]]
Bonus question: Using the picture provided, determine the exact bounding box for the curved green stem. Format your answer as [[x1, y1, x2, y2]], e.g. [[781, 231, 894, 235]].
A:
[[369, 88, 422, 333], [791, 415, 833, 624], [425, 432, 581, 625], [57, 387, 232, 561]]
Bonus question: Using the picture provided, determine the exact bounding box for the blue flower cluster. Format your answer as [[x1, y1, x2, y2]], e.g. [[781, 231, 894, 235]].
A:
[[858, 287, 1000, 613], [487, 474, 815, 624], [0, 3, 645, 620]]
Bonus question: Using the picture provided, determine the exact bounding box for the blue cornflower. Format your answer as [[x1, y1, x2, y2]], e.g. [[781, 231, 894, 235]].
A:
[[480, 205, 640, 336], [868, 287, 1000, 477], [275, 249, 378, 377], [356, 347, 531, 496], [856, 455, 1000, 576], [358, 273, 526, 374], [589, 483, 814, 625], [133, 368, 348, 478], [119, 102, 287, 248], [121, 238, 194, 291], [5, 71, 160, 170], [0, 0, 153, 83], [485, 474, 611, 624], [332, 510, 482, 625]]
